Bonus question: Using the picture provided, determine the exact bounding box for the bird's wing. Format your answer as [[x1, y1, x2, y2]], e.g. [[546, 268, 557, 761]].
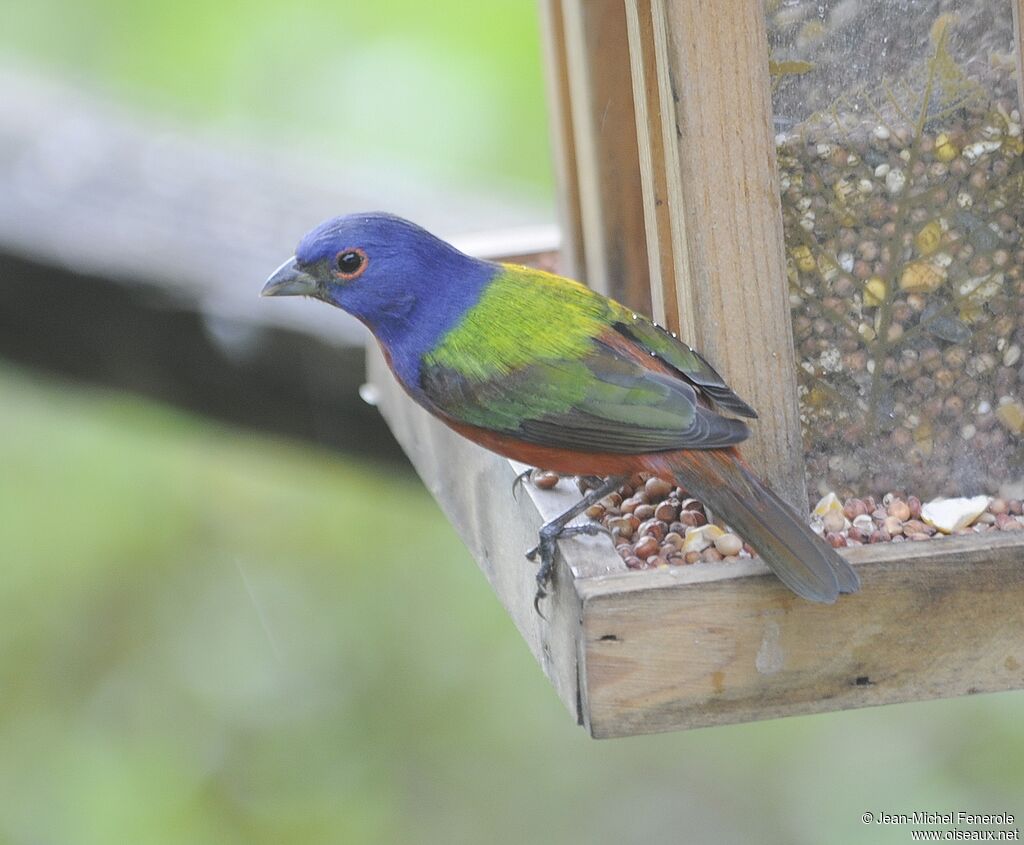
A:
[[420, 335, 749, 454], [609, 312, 758, 418], [417, 265, 750, 454]]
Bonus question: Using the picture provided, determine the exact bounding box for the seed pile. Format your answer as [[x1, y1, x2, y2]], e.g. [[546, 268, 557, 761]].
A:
[[572, 473, 752, 569], [529, 471, 1024, 571], [808, 490, 1023, 549]]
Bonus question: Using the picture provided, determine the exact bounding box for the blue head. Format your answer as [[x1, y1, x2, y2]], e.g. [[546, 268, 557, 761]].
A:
[[263, 213, 498, 384]]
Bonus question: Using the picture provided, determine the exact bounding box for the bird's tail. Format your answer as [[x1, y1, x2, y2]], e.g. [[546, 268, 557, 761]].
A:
[[642, 449, 859, 603]]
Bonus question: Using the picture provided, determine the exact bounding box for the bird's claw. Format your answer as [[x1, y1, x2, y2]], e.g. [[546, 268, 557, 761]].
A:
[[511, 467, 534, 501], [533, 586, 548, 618]]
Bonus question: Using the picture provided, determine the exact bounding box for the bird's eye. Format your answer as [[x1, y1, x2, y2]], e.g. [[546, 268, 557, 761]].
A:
[[334, 248, 367, 280]]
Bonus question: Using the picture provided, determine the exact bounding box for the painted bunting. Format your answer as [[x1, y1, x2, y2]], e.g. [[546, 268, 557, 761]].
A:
[[263, 213, 859, 604]]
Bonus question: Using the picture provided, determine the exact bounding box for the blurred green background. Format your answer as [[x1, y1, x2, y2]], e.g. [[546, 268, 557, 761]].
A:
[[3, 0, 554, 199], [2, 1, 1023, 843]]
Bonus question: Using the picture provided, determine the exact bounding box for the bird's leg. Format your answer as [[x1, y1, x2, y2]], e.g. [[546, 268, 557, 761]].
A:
[[527, 475, 625, 614]]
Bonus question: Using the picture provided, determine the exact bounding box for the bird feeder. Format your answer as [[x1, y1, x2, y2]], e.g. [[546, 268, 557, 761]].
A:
[[368, 0, 1024, 738]]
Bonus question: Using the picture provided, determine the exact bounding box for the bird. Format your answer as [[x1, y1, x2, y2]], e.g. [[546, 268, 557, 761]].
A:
[[263, 212, 859, 606]]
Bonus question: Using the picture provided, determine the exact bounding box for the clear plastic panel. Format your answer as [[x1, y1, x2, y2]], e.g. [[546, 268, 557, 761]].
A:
[[768, 0, 1023, 498]]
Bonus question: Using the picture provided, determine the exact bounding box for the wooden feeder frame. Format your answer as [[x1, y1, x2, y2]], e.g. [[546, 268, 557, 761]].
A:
[[369, 0, 1024, 738]]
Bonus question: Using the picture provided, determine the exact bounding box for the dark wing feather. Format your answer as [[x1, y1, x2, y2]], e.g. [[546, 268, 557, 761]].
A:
[[420, 338, 749, 454], [613, 317, 758, 418]]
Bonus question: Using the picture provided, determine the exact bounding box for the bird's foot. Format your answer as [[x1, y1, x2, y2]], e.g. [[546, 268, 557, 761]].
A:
[[522, 475, 624, 616], [527, 522, 610, 615]]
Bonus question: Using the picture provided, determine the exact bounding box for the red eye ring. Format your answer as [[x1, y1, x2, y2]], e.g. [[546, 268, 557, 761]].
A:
[[333, 247, 368, 280]]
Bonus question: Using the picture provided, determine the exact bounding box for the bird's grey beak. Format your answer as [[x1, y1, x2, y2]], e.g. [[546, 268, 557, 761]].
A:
[[261, 257, 318, 298]]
